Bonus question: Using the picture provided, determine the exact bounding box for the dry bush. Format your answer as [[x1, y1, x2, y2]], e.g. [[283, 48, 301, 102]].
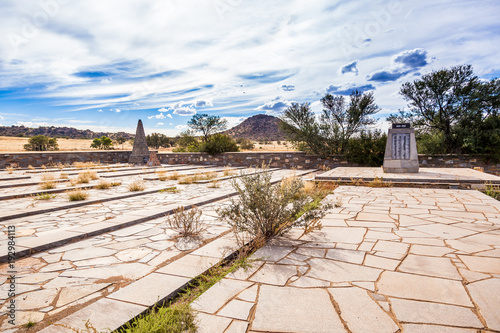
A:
[[39, 181, 56, 190], [128, 180, 146, 191], [156, 170, 167, 181], [217, 169, 332, 241], [95, 180, 112, 189], [67, 189, 89, 201], [178, 176, 194, 184], [166, 206, 206, 238], [41, 173, 56, 182], [77, 170, 99, 184], [166, 171, 181, 180]]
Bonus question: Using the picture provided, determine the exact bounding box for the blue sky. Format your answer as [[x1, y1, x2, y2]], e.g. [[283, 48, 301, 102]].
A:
[[1, 0, 499, 135]]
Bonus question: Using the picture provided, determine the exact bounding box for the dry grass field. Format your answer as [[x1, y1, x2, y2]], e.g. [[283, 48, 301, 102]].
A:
[[0, 136, 295, 152]]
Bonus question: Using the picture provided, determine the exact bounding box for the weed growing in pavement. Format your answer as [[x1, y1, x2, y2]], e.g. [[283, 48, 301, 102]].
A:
[[367, 177, 392, 187], [41, 173, 55, 182], [158, 187, 179, 193], [77, 170, 99, 184], [128, 181, 146, 192], [35, 193, 57, 200], [166, 171, 180, 180], [484, 183, 500, 200], [67, 189, 89, 201], [222, 167, 236, 177], [6, 166, 14, 174], [59, 172, 69, 179], [166, 206, 206, 239], [28, 165, 35, 170], [217, 167, 332, 240], [95, 180, 112, 189], [208, 179, 220, 188], [156, 170, 167, 181]]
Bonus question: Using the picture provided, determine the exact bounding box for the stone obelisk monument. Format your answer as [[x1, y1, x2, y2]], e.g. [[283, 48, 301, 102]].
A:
[[129, 119, 150, 164]]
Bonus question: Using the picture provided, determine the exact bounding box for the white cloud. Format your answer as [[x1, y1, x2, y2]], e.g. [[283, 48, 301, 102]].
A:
[[175, 124, 188, 130], [98, 109, 103, 112], [0, 115, 4, 120], [173, 105, 196, 116], [169, 122, 173, 125], [158, 107, 169, 112], [100, 78, 112, 84], [15, 121, 48, 128], [156, 122, 164, 127], [166, 113, 172, 118], [148, 114, 165, 120], [256, 97, 293, 115], [115, 108, 121, 113]]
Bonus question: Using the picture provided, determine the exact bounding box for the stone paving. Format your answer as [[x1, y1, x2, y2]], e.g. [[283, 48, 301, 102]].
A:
[[193, 186, 500, 332], [0, 166, 310, 332], [317, 167, 500, 185]]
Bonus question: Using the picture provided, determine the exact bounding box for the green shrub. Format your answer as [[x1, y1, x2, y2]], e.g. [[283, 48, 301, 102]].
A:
[[345, 130, 386, 167], [166, 206, 205, 238], [237, 138, 255, 150], [217, 168, 331, 240], [199, 133, 239, 155]]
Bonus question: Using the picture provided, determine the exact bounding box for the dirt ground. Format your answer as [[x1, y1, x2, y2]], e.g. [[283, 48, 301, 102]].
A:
[[0, 136, 295, 152]]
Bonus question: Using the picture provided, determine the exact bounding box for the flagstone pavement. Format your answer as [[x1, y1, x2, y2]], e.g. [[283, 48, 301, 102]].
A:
[[193, 186, 500, 332]]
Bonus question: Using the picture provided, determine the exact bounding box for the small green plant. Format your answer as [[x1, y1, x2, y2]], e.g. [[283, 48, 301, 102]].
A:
[[35, 193, 57, 200], [128, 181, 146, 191], [67, 189, 89, 201], [484, 183, 500, 200], [159, 187, 179, 193], [166, 206, 205, 239], [23, 320, 36, 328]]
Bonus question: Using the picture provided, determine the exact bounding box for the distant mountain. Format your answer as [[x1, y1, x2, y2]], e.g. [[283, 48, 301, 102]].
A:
[[225, 114, 286, 141], [0, 125, 134, 140]]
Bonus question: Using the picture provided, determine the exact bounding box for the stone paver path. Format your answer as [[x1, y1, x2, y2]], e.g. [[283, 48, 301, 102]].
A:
[[193, 186, 500, 332], [0, 167, 313, 332]]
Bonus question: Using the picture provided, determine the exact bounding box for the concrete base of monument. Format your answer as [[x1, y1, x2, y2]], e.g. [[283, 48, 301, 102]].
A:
[[382, 159, 419, 173]]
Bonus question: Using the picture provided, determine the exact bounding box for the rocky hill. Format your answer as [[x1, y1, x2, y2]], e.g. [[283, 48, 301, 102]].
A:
[[225, 114, 286, 141], [0, 125, 134, 140]]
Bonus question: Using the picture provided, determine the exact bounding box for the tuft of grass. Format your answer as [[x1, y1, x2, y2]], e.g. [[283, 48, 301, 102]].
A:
[[6, 166, 14, 174], [77, 170, 99, 184], [59, 172, 69, 179], [156, 170, 167, 181], [23, 320, 37, 328], [159, 187, 179, 193], [41, 165, 47, 169], [166, 171, 180, 180], [41, 173, 55, 182], [111, 182, 121, 187], [95, 179, 112, 189], [28, 165, 35, 170], [67, 189, 89, 201], [166, 206, 205, 238], [39, 181, 56, 190], [73, 161, 101, 169], [119, 303, 197, 333], [367, 177, 392, 187], [128, 181, 146, 192], [178, 176, 194, 184], [35, 193, 57, 200], [208, 179, 220, 188]]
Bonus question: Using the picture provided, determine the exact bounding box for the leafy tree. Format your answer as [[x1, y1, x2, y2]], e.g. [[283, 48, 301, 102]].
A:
[[236, 138, 255, 150], [100, 136, 113, 149], [147, 133, 171, 149], [389, 65, 500, 153], [280, 90, 380, 156], [345, 130, 387, 166], [279, 102, 325, 155], [173, 130, 199, 152], [24, 135, 59, 151], [187, 114, 228, 142], [90, 138, 101, 149], [321, 91, 379, 153], [199, 133, 239, 155]]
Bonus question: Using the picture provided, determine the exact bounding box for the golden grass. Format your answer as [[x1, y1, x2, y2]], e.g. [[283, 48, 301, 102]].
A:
[[59, 172, 69, 179], [73, 161, 102, 169], [222, 167, 236, 177], [76, 170, 99, 183], [95, 179, 112, 189], [28, 165, 35, 170], [67, 189, 89, 201], [39, 181, 56, 190], [41, 173, 56, 182], [128, 180, 146, 191], [166, 171, 180, 180], [6, 166, 14, 174]]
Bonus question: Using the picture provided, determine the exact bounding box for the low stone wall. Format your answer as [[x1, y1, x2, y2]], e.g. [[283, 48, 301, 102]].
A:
[[1, 151, 499, 176], [0, 151, 131, 168]]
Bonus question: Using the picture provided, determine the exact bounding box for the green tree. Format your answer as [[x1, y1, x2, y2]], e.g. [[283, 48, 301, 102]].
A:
[[173, 130, 199, 152], [389, 65, 499, 153], [320, 91, 379, 153], [90, 138, 102, 149], [100, 136, 113, 149], [187, 114, 228, 142], [24, 135, 59, 151], [279, 102, 325, 155], [147, 133, 170, 149], [280, 90, 380, 156]]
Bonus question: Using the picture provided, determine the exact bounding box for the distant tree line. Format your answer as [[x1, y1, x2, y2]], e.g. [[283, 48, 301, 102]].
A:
[[279, 64, 500, 165], [23, 135, 59, 151]]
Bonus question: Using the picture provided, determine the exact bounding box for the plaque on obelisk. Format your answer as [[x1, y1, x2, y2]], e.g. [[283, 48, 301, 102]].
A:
[[129, 119, 150, 164], [382, 123, 419, 173]]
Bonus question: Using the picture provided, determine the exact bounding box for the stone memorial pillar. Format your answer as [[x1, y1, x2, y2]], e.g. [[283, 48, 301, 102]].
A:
[[382, 123, 419, 173], [129, 119, 150, 164]]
